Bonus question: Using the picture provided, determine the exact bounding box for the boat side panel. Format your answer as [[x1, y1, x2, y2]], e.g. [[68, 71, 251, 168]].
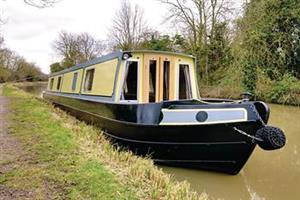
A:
[[81, 58, 118, 96], [47, 77, 53, 90], [50, 75, 63, 92], [60, 69, 83, 94], [48, 76, 56, 91]]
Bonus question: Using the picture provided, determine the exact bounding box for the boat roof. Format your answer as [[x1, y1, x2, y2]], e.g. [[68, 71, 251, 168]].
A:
[[123, 50, 195, 59], [50, 50, 195, 77]]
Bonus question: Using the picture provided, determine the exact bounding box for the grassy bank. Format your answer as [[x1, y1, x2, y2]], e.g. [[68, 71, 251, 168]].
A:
[[1, 85, 207, 200]]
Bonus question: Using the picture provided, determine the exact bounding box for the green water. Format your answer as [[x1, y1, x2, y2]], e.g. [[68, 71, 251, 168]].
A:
[[162, 104, 300, 200]]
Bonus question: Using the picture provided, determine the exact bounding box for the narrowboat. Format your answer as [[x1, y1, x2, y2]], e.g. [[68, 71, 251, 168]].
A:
[[43, 50, 286, 174]]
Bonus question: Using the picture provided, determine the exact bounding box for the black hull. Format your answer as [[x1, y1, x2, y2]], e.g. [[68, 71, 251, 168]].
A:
[[106, 132, 256, 174], [43, 92, 265, 174]]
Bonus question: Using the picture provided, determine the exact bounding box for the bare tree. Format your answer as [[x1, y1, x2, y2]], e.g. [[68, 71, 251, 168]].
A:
[[52, 31, 106, 68], [52, 31, 79, 67], [0, 39, 46, 82], [23, 0, 59, 8], [159, 0, 235, 81], [0, 1, 59, 24], [110, 0, 150, 50], [78, 32, 106, 62], [0, 36, 4, 48], [0, 48, 18, 71]]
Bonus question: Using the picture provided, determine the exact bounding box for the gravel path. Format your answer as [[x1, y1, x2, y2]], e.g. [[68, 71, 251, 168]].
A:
[[0, 85, 35, 200]]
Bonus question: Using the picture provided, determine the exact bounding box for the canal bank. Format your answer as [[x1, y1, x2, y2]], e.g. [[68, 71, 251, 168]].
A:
[[0, 84, 206, 200], [199, 85, 300, 106]]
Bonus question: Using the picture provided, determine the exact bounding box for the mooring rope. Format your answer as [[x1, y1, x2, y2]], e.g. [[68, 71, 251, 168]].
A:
[[233, 127, 263, 142]]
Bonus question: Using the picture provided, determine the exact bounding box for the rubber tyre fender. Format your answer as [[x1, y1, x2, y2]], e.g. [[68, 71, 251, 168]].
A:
[[256, 126, 286, 150]]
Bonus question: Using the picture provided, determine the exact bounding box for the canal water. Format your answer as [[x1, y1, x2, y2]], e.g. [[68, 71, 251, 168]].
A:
[[20, 83, 299, 200], [163, 104, 300, 200], [16, 82, 48, 97]]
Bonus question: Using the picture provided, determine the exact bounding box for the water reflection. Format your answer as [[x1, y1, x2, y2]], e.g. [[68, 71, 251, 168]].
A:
[[16, 82, 47, 97], [163, 104, 300, 200]]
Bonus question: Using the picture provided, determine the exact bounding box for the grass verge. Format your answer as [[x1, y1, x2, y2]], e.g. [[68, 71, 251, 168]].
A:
[[1, 84, 207, 200]]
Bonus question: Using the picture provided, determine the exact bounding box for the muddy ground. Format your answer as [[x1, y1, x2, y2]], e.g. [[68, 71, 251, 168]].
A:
[[0, 88, 35, 200]]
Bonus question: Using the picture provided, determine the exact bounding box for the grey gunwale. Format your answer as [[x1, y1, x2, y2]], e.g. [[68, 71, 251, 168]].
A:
[[45, 91, 114, 103], [45, 91, 151, 105]]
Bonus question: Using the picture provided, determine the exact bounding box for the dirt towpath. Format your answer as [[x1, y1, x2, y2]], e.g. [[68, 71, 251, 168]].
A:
[[0, 85, 34, 200]]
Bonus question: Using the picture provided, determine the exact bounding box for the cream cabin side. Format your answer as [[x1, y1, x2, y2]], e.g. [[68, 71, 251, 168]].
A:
[[47, 51, 199, 104], [47, 52, 123, 101], [115, 51, 199, 103]]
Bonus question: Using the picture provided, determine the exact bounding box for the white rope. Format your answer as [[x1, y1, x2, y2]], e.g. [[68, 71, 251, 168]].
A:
[[233, 127, 263, 142]]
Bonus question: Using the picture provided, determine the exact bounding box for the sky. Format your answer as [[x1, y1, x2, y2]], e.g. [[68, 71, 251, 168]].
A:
[[1, 0, 169, 74]]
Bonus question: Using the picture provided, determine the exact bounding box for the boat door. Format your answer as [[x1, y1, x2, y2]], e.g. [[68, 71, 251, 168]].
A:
[[119, 58, 140, 103], [143, 54, 176, 103]]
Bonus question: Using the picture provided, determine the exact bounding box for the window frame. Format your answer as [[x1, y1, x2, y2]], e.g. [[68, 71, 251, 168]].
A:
[[119, 59, 140, 103], [83, 68, 95, 92], [176, 63, 193, 100], [148, 60, 157, 103], [162, 60, 171, 101], [56, 76, 62, 91], [71, 72, 78, 91], [49, 78, 54, 90]]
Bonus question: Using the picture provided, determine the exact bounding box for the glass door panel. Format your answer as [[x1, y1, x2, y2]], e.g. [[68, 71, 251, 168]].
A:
[[160, 56, 175, 101], [178, 64, 192, 99], [143, 55, 175, 103], [149, 60, 157, 102]]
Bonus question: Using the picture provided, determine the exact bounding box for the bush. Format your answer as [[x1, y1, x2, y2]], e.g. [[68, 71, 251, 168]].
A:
[[0, 67, 11, 83], [267, 73, 300, 104]]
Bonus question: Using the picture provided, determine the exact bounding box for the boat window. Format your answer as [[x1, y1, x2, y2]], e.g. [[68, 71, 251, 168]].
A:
[[121, 61, 138, 100], [84, 69, 95, 92], [163, 61, 170, 100], [50, 78, 54, 90], [179, 64, 192, 99], [72, 72, 78, 91], [57, 76, 62, 90], [149, 60, 157, 102]]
